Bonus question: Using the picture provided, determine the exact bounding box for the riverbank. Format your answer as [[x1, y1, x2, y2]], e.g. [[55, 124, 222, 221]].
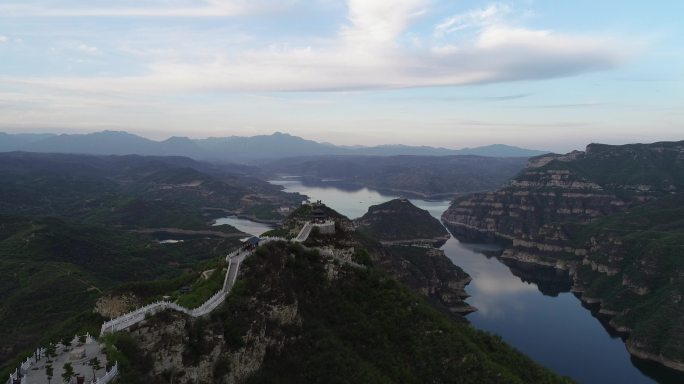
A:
[[443, 220, 684, 377]]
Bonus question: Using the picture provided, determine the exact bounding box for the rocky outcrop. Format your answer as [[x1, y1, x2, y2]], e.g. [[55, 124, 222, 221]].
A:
[[123, 260, 304, 384], [442, 140, 684, 372], [379, 245, 475, 314]]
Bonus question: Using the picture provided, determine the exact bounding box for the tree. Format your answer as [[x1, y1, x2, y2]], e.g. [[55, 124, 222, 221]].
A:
[[45, 364, 54, 384], [46, 343, 57, 362], [61, 362, 75, 384], [78, 335, 87, 345], [87, 357, 102, 381], [61, 337, 72, 351]]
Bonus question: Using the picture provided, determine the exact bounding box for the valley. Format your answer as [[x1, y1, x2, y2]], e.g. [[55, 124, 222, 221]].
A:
[[269, 176, 682, 383], [4, 2, 682, 383], [1, 140, 683, 383]]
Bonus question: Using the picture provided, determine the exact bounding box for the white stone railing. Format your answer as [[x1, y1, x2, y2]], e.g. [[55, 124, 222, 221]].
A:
[[100, 247, 257, 335], [260, 236, 287, 244], [6, 346, 47, 384], [6, 334, 107, 384], [225, 248, 241, 262], [92, 362, 118, 384], [99, 236, 294, 335]]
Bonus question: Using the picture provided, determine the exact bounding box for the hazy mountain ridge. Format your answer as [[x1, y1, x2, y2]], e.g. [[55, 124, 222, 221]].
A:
[[0, 130, 548, 162], [442, 139, 684, 372]]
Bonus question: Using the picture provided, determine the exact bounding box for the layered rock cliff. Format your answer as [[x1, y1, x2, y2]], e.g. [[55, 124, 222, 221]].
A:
[[442, 140, 684, 372]]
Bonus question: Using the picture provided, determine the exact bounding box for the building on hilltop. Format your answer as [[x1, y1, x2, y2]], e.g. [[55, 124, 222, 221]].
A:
[[309, 208, 327, 221], [244, 236, 261, 249]]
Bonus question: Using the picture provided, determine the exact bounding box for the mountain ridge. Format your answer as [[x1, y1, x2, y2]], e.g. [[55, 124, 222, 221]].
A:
[[0, 130, 548, 162]]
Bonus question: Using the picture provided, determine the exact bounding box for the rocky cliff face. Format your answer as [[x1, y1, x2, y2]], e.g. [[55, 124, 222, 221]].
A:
[[377, 245, 474, 314], [442, 140, 684, 372], [122, 257, 304, 384]]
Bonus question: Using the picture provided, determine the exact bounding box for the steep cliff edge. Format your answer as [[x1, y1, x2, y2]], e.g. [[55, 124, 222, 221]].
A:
[[442, 140, 684, 371]]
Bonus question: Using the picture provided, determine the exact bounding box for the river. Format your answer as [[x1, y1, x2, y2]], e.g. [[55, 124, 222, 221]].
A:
[[213, 215, 273, 238], [264, 177, 683, 384]]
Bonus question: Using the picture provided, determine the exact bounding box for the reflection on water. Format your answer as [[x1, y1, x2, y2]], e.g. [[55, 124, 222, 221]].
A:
[[441, 236, 656, 384], [270, 178, 450, 220], [158, 239, 183, 244], [267, 177, 675, 384], [213, 216, 273, 237], [501, 258, 573, 297]]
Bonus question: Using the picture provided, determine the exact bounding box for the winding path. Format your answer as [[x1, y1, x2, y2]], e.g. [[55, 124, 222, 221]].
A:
[[99, 224, 316, 335]]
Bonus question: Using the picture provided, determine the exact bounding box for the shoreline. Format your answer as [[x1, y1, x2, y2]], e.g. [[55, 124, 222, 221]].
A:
[[441, 220, 684, 375]]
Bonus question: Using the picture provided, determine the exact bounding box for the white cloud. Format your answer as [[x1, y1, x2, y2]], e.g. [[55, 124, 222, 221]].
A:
[[342, 0, 428, 46], [435, 3, 511, 37], [0, 1, 631, 94], [0, 0, 286, 18], [76, 43, 98, 54], [0, 36, 7, 43]]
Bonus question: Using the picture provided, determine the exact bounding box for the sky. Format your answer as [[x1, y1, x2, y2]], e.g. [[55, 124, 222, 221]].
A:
[[0, 0, 682, 152]]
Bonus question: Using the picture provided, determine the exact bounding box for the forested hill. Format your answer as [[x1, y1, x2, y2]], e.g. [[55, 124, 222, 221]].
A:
[[107, 231, 573, 383], [0, 152, 299, 224], [0, 152, 301, 374], [355, 199, 449, 243]]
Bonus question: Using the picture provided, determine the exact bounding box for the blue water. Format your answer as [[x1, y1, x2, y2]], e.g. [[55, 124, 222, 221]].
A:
[[213, 215, 273, 237], [268, 177, 679, 384]]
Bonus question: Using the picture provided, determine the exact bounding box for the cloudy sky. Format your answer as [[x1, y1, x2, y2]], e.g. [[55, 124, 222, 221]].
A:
[[0, 0, 682, 151]]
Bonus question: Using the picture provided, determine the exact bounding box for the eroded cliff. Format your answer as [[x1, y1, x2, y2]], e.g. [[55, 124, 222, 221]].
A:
[[442, 140, 684, 371]]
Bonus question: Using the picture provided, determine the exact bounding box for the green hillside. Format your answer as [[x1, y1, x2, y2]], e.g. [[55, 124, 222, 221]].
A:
[[0, 214, 241, 373], [0, 152, 300, 374], [356, 199, 449, 243], [110, 241, 573, 384]]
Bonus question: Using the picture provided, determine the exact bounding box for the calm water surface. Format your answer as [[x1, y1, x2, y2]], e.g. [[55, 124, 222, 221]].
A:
[[268, 177, 680, 384], [213, 216, 273, 237]]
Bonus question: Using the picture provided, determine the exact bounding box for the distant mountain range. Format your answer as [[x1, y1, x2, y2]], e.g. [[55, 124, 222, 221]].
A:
[[0, 131, 548, 163]]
